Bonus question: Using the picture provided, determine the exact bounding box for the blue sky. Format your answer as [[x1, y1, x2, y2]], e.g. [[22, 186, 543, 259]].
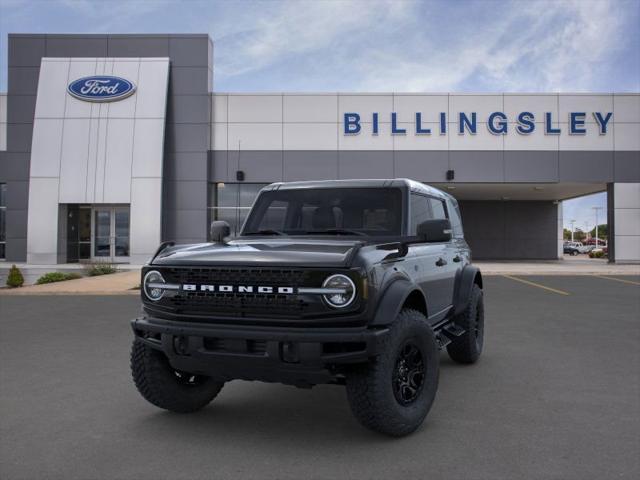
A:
[[1, 0, 638, 227], [563, 191, 607, 234]]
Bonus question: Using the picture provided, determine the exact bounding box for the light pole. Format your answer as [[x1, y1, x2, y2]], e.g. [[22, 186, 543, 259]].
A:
[[584, 221, 590, 242], [570, 219, 576, 242], [592, 206, 603, 248]]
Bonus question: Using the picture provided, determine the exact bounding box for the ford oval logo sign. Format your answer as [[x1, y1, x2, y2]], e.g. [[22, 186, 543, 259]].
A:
[[67, 76, 136, 102]]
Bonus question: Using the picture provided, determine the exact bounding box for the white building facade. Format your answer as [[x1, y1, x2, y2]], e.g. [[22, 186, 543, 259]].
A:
[[0, 34, 638, 264]]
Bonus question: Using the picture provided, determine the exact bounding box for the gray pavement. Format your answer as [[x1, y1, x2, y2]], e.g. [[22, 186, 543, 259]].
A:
[[1, 276, 639, 480]]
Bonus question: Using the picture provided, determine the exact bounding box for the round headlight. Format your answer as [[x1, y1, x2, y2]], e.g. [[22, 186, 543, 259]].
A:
[[322, 274, 356, 308], [143, 270, 165, 301]]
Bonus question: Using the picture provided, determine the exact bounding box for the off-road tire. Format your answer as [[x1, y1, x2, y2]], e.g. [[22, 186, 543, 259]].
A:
[[345, 309, 439, 437], [447, 283, 484, 364], [131, 340, 224, 413]]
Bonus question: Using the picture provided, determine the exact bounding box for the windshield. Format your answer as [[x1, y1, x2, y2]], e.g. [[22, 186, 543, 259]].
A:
[[242, 187, 403, 237]]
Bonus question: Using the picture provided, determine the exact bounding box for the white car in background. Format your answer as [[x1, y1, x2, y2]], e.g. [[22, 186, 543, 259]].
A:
[[564, 242, 591, 254]]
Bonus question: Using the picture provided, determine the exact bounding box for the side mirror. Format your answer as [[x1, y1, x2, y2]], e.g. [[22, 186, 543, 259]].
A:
[[416, 219, 452, 243], [210, 221, 231, 244]]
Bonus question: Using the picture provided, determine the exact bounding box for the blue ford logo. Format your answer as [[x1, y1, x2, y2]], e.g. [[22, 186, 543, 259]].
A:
[[67, 76, 136, 102]]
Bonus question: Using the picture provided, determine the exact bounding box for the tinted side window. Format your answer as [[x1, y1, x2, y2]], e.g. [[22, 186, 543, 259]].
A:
[[448, 199, 464, 238], [429, 198, 447, 220], [410, 194, 432, 234]]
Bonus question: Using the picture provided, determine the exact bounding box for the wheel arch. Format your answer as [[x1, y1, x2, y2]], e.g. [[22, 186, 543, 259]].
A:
[[370, 278, 428, 326], [453, 265, 483, 316]]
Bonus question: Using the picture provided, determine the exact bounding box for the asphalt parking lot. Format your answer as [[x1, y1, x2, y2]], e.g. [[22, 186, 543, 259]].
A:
[[1, 275, 639, 480]]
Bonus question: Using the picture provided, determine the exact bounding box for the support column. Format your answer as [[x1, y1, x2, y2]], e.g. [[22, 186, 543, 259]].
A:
[[557, 201, 564, 259], [608, 183, 640, 263]]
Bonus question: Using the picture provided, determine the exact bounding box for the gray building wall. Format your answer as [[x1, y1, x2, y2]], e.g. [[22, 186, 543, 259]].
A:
[[208, 92, 638, 262], [209, 150, 640, 184], [458, 201, 559, 260], [207, 149, 614, 261], [0, 34, 213, 261]]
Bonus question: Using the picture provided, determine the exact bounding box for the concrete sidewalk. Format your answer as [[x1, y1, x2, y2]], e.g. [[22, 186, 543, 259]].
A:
[[0, 262, 140, 286], [0, 271, 140, 295], [476, 257, 640, 276]]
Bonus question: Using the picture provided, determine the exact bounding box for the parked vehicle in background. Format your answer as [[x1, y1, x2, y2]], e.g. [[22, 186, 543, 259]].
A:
[[584, 238, 607, 247], [564, 242, 587, 255], [564, 244, 581, 256]]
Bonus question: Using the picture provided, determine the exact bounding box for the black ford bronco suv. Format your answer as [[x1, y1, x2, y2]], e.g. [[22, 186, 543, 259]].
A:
[[131, 179, 484, 436]]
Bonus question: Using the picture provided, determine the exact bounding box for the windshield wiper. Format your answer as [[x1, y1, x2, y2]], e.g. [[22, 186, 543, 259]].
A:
[[243, 229, 285, 236], [305, 228, 367, 236]]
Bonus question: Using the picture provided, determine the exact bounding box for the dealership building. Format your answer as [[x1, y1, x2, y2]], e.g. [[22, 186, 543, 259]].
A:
[[0, 33, 638, 265]]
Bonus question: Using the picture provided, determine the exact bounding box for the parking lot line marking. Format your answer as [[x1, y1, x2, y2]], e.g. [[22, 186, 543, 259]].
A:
[[593, 275, 640, 286], [502, 275, 571, 296]]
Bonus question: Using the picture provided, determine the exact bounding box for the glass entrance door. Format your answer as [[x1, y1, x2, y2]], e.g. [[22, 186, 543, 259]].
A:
[[92, 206, 130, 262], [66, 205, 92, 262], [113, 208, 130, 259]]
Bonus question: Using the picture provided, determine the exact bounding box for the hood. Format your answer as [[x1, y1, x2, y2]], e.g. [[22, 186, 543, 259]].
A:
[[151, 238, 365, 267]]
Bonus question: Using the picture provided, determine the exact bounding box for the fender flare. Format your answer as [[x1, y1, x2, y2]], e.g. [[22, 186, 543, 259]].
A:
[[453, 265, 483, 316], [370, 277, 427, 327]]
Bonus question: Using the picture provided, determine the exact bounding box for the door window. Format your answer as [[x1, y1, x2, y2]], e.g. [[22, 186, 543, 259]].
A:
[[92, 207, 130, 260], [78, 207, 91, 259], [447, 199, 464, 238], [114, 209, 130, 257], [410, 193, 432, 235], [94, 210, 111, 257], [429, 198, 448, 220], [0, 183, 6, 259]]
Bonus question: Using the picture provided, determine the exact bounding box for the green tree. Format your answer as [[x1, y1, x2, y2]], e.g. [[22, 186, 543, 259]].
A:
[[589, 224, 607, 239], [573, 228, 586, 242]]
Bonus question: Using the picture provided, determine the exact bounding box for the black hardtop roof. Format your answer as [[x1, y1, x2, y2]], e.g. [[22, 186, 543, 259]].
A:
[[262, 178, 450, 199]]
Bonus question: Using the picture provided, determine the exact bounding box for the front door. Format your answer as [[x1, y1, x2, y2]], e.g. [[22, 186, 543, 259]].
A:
[[92, 206, 130, 262]]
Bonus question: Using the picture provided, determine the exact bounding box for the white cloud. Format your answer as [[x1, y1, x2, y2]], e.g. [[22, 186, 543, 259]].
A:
[[213, 0, 410, 79], [1, 0, 635, 92], [213, 0, 636, 92]]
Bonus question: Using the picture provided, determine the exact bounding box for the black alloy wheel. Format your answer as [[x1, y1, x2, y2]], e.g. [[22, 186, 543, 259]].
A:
[[345, 309, 440, 436], [392, 341, 425, 405]]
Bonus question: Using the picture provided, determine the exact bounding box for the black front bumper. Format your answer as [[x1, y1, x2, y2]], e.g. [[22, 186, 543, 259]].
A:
[[131, 316, 389, 386]]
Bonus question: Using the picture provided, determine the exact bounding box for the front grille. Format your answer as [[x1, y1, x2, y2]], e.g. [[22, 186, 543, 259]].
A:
[[166, 267, 311, 286], [161, 267, 321, 318], [169, 291, 309, 316]]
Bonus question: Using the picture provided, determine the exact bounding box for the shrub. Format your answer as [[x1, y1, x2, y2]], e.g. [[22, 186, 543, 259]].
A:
[[36, 272, 82, 284], [6, 265, 25, 288], [84, 263, 118, 276], [589, 250, 606, 259]]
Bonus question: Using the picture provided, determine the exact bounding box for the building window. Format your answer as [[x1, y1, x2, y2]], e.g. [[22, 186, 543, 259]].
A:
[[208, 183, 267, 237], [0, 183, 6, 258]]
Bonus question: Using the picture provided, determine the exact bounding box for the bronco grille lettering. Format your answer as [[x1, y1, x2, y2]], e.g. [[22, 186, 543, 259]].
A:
[[181, 284, 296, 294]]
